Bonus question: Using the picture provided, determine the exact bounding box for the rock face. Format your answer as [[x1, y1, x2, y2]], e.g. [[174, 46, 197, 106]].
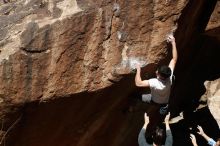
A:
[[0, 0, 188, 104], [201, 79, 220, 128], [200, 0, 220, 126], [0, 0, 219, 146], [170, 0, 220, 125], [206, 0, 220, 30]]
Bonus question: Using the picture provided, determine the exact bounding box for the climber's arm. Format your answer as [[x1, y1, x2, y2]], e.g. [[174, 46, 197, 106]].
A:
[[168, 35, 178, 72], [135, 64, 150, 87]]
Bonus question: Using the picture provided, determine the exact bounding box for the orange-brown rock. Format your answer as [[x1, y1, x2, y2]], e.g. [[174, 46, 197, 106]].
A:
[[0, 0, 189, 104]]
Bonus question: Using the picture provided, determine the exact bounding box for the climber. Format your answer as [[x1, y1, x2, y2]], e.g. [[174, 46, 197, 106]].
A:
[[190, 125, 220, 146], [135, 34, 177, 142], [138, 112, 173, 146]]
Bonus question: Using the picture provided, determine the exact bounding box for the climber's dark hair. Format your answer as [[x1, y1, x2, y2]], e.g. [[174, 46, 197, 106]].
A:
[[152, 127, 166, 146], [158, 65, 172, 79]]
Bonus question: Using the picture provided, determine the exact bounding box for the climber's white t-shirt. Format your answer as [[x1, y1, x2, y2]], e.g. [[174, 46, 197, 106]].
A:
[[148, 71, 173, 104]]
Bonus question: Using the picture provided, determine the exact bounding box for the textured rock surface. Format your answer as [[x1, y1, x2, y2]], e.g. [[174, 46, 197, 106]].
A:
[[199, 1, 220, 126], [204, 1, 220, 124], [202, 79, 220, 128], [206, 0, 220, 30], [0, 0, 188, 104], [0, 0, 219, 146]]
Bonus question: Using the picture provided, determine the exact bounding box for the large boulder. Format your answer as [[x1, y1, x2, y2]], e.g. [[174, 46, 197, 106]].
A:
[[0, 0, 188, 104]]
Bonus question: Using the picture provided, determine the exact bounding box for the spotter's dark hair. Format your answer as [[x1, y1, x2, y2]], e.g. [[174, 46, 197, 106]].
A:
[[152, 127, 166, 146]]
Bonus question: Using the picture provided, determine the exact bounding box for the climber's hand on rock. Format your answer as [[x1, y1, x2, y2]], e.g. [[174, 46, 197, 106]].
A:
[[167, 34, 175, 43], [135, 63, 141, 69]]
